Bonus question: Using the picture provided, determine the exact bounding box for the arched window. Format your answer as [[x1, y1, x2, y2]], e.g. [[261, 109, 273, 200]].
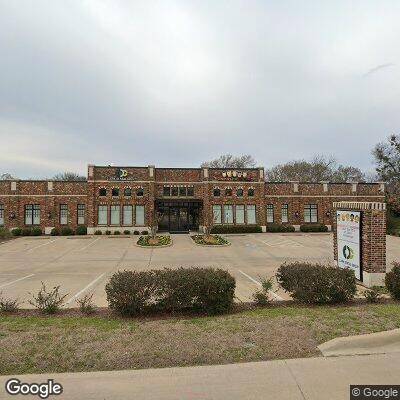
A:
[[213, 188, 221, 197], [236, 188, 243, 197], [124, 188, 132, 197], [225, 188, 232, 196], [136, 187, 144, 196], [99, 188, 107, 197], [248, 188, 255, 197], [112, 188, 119, 197]]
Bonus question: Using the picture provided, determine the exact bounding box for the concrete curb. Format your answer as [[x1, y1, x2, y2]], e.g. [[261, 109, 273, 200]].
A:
[[318, 328, 400, 357]]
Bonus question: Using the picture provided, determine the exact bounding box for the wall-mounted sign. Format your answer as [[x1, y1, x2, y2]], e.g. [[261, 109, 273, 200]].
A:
[[336, 210, 361, 280], [112, 168, 129, 180], [220, 170, 252, 181]]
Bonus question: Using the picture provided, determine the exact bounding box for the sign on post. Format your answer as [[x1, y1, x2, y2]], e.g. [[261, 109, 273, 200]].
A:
[[336, 210, 362, 280]]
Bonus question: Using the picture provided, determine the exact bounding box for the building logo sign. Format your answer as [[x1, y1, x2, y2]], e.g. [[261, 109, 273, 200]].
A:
[[336, 210, 361, 280], [221, 170, 252, 181], [114, 168, 129, 180]]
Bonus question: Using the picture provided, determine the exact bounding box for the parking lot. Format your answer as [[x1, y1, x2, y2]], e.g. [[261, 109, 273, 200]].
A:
[[1, 233, 399, 307]]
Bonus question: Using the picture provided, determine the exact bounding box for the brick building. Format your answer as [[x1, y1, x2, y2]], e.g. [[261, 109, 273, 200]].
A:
[[0, 165, 385, 234]]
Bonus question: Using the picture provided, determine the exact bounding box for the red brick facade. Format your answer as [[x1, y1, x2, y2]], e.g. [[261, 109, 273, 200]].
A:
[[0, 165, 385, 234]]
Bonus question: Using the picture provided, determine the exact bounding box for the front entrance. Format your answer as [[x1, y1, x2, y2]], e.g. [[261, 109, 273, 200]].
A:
[[156, 201, 201, 233]]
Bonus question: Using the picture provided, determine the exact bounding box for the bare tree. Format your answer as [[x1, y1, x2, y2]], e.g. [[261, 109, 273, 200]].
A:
[[201, 154, 257, 168], [1, 173, 17, 180], [53, 172, 86, 181]]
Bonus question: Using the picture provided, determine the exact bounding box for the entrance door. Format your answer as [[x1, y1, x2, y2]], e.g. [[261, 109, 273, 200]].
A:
[[156, 201, 201, 232]]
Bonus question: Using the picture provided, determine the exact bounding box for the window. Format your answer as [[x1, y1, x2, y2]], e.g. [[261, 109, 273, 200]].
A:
[[225, 188, 232, 197], [235, 205, 245, 224], [112, 188, 119, 197], [136, 205, 145, 225], [136, 188, 144, 197], [223, 205, 234, 224], [163, 186, 171, 196], [98, 205, 108, 225], [25, 205, 40, 225], [60, 204, 68, 225], [213, 188, 220, 197], [124, 188, 132, 197], [304, 204, 318, 223], [179, 186, 187, 196], [266, 204, 274, 223], [212, 205, 222, 224], [248, 188, 255, 197], [0, 205, 4, 226], [281, 204, 288, 223], [247, 205, 256, 224], [187, 187, 194, 196], [171, 187, 178, 196], [236, 188, 243, 197], [123, 205, 133, 225], [99, 188, 107, 196], [110, 205, 120, 225], [77, 204, 85, 225]]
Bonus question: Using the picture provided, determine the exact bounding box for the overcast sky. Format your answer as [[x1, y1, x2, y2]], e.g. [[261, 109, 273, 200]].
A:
[[0, 1, 399, 178]]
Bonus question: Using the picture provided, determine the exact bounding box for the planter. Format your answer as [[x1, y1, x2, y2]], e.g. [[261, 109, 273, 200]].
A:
[[136, 235, 173, 248], [191, 234, 231, 247]]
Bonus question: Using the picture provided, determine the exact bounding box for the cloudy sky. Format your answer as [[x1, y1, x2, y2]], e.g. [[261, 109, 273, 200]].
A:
[[0, 1, 399, 178]]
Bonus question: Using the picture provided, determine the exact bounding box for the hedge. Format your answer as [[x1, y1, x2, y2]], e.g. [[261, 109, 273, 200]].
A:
[[11, 228, 22, 236], [60, 227, 74, 236], [266, 223, 295, 233], [0, 228, 11, 239], [75, 226, 87, 235], [300, 224, 328, 232], [210, 225, 262, 234], [105, 267, 236, 316], [276, 262, 356, 304], [385, 263, 400, 300]]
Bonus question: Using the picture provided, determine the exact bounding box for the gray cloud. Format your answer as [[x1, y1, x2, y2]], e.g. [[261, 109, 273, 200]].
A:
[[364, 63, 395, 76], [1, 0, 400, 178]]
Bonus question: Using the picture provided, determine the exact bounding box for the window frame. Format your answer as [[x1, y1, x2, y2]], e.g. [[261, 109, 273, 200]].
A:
[[266, 204, 274, 223], [111, 188, 120, 197], [223, 205, 234, 224], [59, 204, 68, 225], [235, 204, 245, 224], [99, 188, 107, 197], [77, 204, 85, 225], [123, 188, 132, 197], [0, 205, 4, 226], [122, 205, 133, 226], [25, 204, 41, 226], [212, 205, 222, 224], [304, 204, 318, 223], [225, 188, 232, 197], [246, 205, 256, 224], [248, 188, 255, 197], [135, 205, 145, 226], [97, 205, 108, 226], [281, 204, 289, 223], [136, 187, 144, 197], [110, 205, 121, 225], [213, 188, 221, 197]]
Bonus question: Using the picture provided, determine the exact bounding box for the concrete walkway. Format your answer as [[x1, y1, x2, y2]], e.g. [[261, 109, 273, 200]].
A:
[[1, 353, 400, 400], [318, 328, 400, 357]]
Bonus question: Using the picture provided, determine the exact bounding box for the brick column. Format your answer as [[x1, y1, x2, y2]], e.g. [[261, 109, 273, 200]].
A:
[[333, 201, 386, 287]]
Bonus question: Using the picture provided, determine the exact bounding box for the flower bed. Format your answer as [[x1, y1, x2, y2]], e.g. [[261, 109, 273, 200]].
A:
[[191, 234, 230, 246], [136, 235, 172, 247]]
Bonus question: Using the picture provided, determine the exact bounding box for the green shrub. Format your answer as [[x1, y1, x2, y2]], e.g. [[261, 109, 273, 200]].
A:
[[75, 226, 87, 235], [266, 223, 295, 233], [123, 230, 131, 235], [385, 263, 400, 300], [0, 292, 20, 312], [76, 293, 96, 315], [50, 227, 60, 236], [133, 230, 140, 235], [114, 231, 121, 235], [31, 227, 42, 236], [105, 230, 111, 235], [210, 225, 262, 234], [21, 228, 32, 236], [11, 228, 22, 236], [28, 282, 68, 314], [363, 286, 382, 303], [0, 228, 11, 239], [252, 277, 274, 305], [60, 227, 74, 236], [300, 224, 328, 232], [141, 230, 148, 235], [276, 262, 356, 304], [94, 230, 102, 235], [105, 267, 236, 316]]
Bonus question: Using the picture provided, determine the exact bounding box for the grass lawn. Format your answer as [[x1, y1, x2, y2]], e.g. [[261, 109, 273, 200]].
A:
[[1, 303, 400, 375]]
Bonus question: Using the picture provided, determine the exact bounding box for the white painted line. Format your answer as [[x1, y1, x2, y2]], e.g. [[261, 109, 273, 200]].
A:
[[64, 273, 105, 305], [77, 237, 101, 251], [237, 269, 284, 301], [0, 274, 35, 289], [27, 239, 58, 252]]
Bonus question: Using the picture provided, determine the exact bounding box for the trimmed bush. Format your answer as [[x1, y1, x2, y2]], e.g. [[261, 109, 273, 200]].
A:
[[94, 230, 102, 235], [141, 230, 148, 235], [75, 226, 87, 235], [50, 228, 60, 236], [210, 225, 262, 234], [266, 223, 295, 233], [105, 267, 236, 316], [0, 228, 11, 239], [123, 230, 131, 235], [60, 227, 74, 236], [300, 224, 328, 232], [133, 230, 140, 235], [276, 262, 356, 304], [31, 227, 42, 236], [21, 228, 32, 236], [11, 228, 22, 236], [385, 263, 400, 300], [114, 231, 121, 235], [105, 230, 111, 235]]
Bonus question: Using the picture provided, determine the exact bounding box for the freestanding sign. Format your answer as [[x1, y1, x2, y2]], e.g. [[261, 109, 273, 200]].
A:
[[336, 210, 362, 280]]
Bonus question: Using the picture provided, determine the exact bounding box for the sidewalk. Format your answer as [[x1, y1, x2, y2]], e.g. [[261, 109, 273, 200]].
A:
[[1, 352, 400, 400]]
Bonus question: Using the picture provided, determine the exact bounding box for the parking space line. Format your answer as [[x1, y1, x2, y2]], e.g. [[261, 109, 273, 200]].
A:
[[237, 269, 283, 301], [64, 273, 105, 305], [27, 239, 58, 252], [76, 237, 101, 251], [0, 274, 35, 289]]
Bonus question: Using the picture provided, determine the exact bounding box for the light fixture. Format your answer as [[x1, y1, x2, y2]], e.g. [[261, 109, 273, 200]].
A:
[[47, 211, 52, 219], [10, 211, 16, 219]]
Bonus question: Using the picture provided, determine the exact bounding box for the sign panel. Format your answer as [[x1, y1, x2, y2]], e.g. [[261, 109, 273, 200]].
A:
[[336, 210, 361, 280]]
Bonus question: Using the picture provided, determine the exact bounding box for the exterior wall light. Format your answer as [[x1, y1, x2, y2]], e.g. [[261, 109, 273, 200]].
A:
[[47, 211, 52, 219], [326, 210, 331, 217], [295, 211, 299, 218], [10, 211, 16, 219]]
